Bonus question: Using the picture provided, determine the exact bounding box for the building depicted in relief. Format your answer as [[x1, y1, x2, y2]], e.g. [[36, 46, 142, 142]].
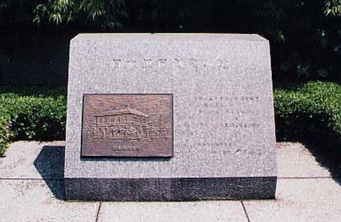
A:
[[92, 106, 169, 141]]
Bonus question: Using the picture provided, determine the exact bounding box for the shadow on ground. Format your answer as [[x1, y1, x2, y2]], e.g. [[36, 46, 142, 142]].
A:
[[301, 140, 341, 185], [34, 145, 65, 200], [32, 142, 341, 200]]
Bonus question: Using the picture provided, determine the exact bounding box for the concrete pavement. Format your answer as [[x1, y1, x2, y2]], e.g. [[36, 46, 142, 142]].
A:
[[0, 141, 340, 222]]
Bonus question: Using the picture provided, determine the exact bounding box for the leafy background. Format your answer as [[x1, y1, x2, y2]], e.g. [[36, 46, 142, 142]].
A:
[[1, 0, 341, 83]]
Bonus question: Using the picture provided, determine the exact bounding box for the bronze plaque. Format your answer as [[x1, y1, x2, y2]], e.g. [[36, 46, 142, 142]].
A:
[[81, 94, 173, 157]]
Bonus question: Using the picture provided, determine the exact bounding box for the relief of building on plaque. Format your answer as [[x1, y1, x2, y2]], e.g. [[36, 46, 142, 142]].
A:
[[92, 106, 170, 142]]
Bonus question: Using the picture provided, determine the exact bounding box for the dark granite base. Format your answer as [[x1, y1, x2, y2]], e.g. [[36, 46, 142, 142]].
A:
[[65, 177, 276, 201]]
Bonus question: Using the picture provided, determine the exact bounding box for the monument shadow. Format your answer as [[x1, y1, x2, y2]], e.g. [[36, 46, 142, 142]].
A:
[[34, 145, 66, 200], [301, 140, 341, 185]]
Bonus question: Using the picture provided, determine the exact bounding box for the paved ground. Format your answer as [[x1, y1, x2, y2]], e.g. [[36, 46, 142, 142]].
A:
[[0, 141, 340, 222]]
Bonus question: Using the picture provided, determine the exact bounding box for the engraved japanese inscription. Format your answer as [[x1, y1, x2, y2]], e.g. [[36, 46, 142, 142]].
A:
[[81, 94, 173, 157]]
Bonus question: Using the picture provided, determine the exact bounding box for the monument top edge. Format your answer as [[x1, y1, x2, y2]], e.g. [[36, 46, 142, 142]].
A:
[[71, 33, 268, 43]]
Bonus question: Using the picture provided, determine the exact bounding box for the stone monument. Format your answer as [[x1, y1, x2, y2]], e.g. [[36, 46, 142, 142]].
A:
[[65, 34, 277, 201]]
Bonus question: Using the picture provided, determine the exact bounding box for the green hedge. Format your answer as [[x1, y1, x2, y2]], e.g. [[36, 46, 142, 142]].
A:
[[0, 112, 11, 155], [275, 81, 341, 159], [1, 82, 341, 159], [0, 86, 66, 155]]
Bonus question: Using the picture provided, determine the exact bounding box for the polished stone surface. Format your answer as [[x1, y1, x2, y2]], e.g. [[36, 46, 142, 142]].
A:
[[65, 34, 277, 200]]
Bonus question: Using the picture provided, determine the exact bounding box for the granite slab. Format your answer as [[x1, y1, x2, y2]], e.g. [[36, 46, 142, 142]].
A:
[[65, 34, 277, 200]]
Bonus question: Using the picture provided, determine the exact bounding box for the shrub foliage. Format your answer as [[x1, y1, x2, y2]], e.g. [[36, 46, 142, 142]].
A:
[[1, 1, 341, 81], [1, 83, 341, 158], [275, 81, 341, 159], [0, 86, 66, 155]]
